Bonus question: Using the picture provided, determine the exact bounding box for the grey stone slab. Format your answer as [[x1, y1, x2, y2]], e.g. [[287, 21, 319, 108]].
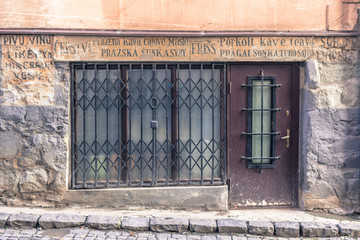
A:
[[150, 218, 189, 232], [300, 222, 339, 237], [121, 217, 150, 231], [85, 215, 120, 230], [274, 221, 300, 237], [248, 221, 274, 236], [7, 214, 40, 228], [0, 213, 10, 227], [216, 235, 232, 240], [190, 219, 217, 233], [187, 234, 202, 240], [201, 236, 216, 240], [156, 233, 172, 238], [231, 237, 247, 240], [38, 214, 86, 228], [217, 219, 247, 233], [337, 222, 360, 237], [171, 233, 187, 239]]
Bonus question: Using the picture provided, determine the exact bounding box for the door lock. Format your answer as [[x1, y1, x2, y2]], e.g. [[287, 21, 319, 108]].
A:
[[281, 129, 290, 148]]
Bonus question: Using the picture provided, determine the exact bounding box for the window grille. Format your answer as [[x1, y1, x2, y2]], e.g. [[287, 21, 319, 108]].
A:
[[241, 71, 280, 172], [71, 63, 226, 188]]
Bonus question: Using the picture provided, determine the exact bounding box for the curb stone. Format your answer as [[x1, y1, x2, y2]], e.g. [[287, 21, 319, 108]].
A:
[[38, 214, 87, 228], [150, 218, 189, 232], [86, 215, 121, 230], [121, 217, 150, 231], [0, 213, 10, 227], [6, 214, 40, 229], [0, 211, 360, 237], [247, 221, 274, 236], [217, 219, 247, 233], [189, 219, 217, 233], [274, 221, 300, 237], [300, 222, 339, 237], [337, 222, 360, 237]]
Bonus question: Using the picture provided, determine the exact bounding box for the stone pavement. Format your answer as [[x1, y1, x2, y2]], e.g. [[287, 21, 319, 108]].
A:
[[0, 228, 360, 240], [0, 206, 359, 239]]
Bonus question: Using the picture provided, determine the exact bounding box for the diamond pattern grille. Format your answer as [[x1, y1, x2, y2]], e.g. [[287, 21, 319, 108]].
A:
[[71, 63, 226, 188]]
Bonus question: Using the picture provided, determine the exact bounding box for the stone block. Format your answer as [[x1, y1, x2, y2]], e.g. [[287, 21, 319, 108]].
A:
[[19, 167, 48, 193], [25, 106, 42, 122], [274, 221, 300, 237], [0, 131, 21, 160], [300, 222, 339, 237], [305, 60, 320, 89], [189, 219, 217, 233], [0, 106, 26, 122], [217, 219, 247, 233], [0, 213, 10, 227], [85, 215, 120, 230], [150, 218, 188, 232], [248, 221, 274, 236], [121, 217, 150, 231], [7, 214, 39, 228], [337, 222, 360, 237], [38, 214, 86, 228], [341, 77, 360, 107]]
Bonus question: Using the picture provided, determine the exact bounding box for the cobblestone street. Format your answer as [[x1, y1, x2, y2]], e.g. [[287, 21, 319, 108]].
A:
[[1, 228, 360, 240]]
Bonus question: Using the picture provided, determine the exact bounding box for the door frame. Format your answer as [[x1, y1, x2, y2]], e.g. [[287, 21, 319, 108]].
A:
[[226, 62, 300, 208]]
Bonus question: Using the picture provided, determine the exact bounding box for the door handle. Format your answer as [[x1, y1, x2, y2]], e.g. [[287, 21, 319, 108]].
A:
[[281, 129, 290, 148]]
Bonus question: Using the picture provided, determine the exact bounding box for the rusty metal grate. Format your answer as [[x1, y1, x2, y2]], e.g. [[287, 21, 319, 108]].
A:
[[71, 63, 226, 188]]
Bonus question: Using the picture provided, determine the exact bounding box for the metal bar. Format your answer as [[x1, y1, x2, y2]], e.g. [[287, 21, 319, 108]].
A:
[[211, 64, 215, 184], [121, 65, 129, 184], [82, 63, 87, 188], [200, 64, 203, 185], [164, 64, 170, 185], [242, 132, 280, 136], [222, 63, 227, 184], [242, 84, 280, 88], [105, 64, 110, 186], [70, 64, 75, 188], [128, 64, 133, 185], [170, 66, 178, 183], [152, 63, 156, 186], [176, 65, 181, 185], [140, 64, 144, 185], [117, 64, 121, 186], [188, 64, 192, 184], [272, 76, 277, 167], [94, 64, 98, 186], [242, 108, 281, 111], [260, 71, 265, 173], [241, 156, 280, 160]]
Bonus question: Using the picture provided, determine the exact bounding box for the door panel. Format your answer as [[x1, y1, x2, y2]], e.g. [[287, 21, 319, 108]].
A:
[[228, 63, 299, 207]]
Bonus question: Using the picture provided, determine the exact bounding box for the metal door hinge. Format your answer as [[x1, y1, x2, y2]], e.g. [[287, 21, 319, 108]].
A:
[[227, 82, 231, 94]]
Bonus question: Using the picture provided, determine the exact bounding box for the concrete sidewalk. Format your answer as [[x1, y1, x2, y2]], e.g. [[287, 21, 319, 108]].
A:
[[0, 206, 359, 238]]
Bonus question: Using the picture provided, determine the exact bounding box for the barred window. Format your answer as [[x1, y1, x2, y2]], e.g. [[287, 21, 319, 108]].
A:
[[71, 63, 226, 188]]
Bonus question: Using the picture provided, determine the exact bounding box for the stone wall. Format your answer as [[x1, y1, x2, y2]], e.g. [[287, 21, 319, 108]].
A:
[[300, 61, 360, 214], [0, 60, 69, 207]]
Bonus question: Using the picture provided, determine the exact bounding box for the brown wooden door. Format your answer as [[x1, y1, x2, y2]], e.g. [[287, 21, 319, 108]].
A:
[[228, 63, 299, 207]]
